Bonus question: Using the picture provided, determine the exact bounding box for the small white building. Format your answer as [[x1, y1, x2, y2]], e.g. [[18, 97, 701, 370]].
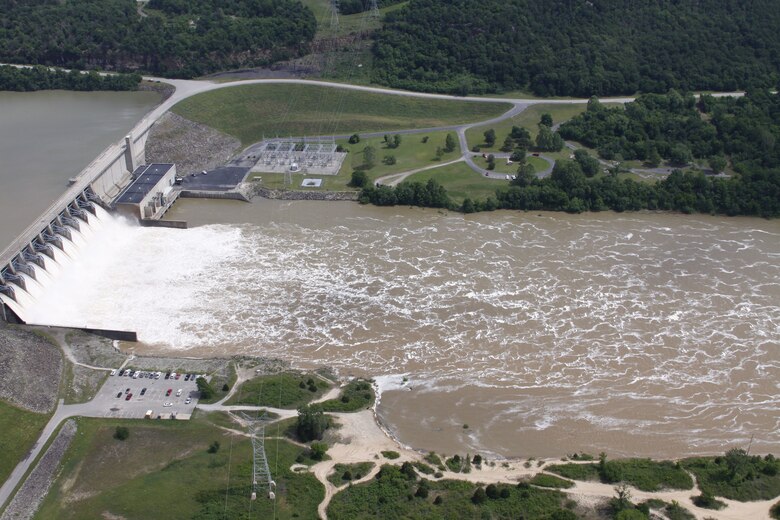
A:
[[115, 164, 177, 220]]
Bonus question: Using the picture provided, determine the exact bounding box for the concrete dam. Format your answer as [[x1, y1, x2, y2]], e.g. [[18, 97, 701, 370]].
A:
[[0, 117, 153, 325]]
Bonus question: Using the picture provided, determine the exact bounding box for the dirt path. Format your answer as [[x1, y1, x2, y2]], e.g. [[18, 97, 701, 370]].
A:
[[374, 158, 465, 186]]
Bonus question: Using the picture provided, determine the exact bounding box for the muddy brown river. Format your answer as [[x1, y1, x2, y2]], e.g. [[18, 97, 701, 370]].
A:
[[17, 198, 780, 459]]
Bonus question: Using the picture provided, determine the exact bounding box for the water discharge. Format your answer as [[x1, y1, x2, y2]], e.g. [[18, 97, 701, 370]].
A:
[[20, 200, 780, 458]]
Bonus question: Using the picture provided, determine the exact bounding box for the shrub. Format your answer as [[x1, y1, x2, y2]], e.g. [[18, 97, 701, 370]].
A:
[[530, 473, 575, 489], [207, 441, 220, 454], [310, 441, 328, 460], [485, 483, 500, 499], [692, 492, 726, 510], [770, 500, 780, 519], [350, 170, 369, 188], [472, 487, 487, 504], [221, 383, 229, 392], [381, 450, 400, 460], [113, 426, 129, 441], [348, 133, 360, 144], [196, 377, 215, 399], [415, 481, 429, 498], [296, 404, 329, 442], [433, 495, 443, 505]]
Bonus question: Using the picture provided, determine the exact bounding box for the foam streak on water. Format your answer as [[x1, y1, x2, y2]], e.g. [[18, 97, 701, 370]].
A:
[[23, 206, 780, 457]]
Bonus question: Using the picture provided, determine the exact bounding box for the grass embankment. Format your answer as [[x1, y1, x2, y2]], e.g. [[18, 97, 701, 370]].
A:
[[173, 84, 510, 146], [0, 401, 50, 486], [195, 363, 237, 405], [36, 417, 323, 519], [547, 458, 693, 492], [682, 453, 780, 501], [528, 473, 575, 489], [327, 462, 375, 487], [328, 464, 573, 519], [319, 379, 375, 412], [251, 130, 461, 191], [227, 372, 331, 408]]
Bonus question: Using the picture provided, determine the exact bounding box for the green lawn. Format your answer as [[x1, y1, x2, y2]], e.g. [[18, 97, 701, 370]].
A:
[[547, 459, 693, 492], [471, 155, 550, 174], [465, 103, 622, 152], [0, 401, 50, 487], [36, 417, 323, 520], [528, 473, 575, 489], [404, 162, 506, 203], [227, 372, 331, 409], [173, 84, 510, 145], [319, 379, 375, 412], [328, 464, 572, 519]]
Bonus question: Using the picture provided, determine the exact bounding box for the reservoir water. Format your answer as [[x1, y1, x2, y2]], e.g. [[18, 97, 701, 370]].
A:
[[20, 198, 780, 459], [0, 90, 160, 246]]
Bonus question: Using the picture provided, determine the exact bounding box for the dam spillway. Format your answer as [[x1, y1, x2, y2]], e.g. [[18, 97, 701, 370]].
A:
[[0, 193, 114, 324]]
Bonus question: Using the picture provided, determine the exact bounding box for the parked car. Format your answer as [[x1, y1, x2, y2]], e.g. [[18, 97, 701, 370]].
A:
[[140, 388, 147, 396], [118, 369, 125, 376], [116, 392, 122, 398], [165, 372, 171, 380], [125, 388, 131, 394], [184, 398, 192, 405], [110, 369, 117, 376], [125, 393, 132, 401], [176, 389, 182, 397], [175, 373, 181, 380], [163, 402, 172, 407], [166, 389, 172, 396]]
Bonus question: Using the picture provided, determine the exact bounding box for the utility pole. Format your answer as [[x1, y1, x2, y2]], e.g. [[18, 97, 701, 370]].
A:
[[369, 0, 379, 18], [330, 0, 339, 31], [241, 413, 276, 501]]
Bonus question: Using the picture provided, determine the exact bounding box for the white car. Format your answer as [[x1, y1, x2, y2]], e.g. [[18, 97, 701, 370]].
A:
[[176, 389, 182, 397], [184, 398, 192, 405], [163, 402, 172, 407], [110, 369, 117, 376]]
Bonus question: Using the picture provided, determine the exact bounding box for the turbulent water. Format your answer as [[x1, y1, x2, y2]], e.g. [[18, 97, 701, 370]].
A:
[[22, 200, 780, 458]]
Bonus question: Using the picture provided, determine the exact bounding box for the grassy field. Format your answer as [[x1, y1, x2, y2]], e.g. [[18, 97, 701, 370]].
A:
[[173, 84, 510, 145], [465, 103, 622, 152], [0, 401, 50, 487], [319, 379, 375, 412], [528, 473, 575, 489], [36, 417, 323, 520], [227, 372, 331, 409], [328, 464, 572, 519], [404, 162, 506, 203]]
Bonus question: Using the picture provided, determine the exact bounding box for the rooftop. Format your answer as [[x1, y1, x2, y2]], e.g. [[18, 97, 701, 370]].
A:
[[116, 164, 175, 205]]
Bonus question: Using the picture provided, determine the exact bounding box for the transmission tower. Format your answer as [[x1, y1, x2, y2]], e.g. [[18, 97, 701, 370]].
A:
[[241, 413, 276, 501], [368, 0, 379, 18], [330, 0, 339, 31]]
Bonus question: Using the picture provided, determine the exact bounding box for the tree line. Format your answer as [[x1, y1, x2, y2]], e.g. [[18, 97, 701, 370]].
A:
[[0, 65, 141, 91], [0, 0, 316, 78], [371, 0, 780, 96]]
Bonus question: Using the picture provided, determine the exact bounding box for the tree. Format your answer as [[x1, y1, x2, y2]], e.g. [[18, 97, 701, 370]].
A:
[[348, 133, 361, 144], [615, 510, 646, 520], [708, 155, 727, 173], [461, 197, 476, 213], [114, 426, 129, 440], [363, 146, 376, 168], [540, 113, 553, 127], [611, 484, 633, 512], [669, 144, 693, 166], [485, 483, 500, 499], [646, 146, 662, 167], [500, 135, 514, 152], [310, 441, 328, 460], [208, 440, 220, 453], [435, 146, 444, 160], [536, 125, 564, 151], [222, 383, 229, 392], [486, 154, 496, 170], [383, 155, 397, 165], [472, 487, 487, 504], [510, 146, 527, 162], [350, 170, 368, 187], [510, 126, 532, 148], [574, 149, 600, 177], [444, 133, 457, 152], [512, 162, 536, 186], [296, 404, 329, 441], [196, 377, 215, 399], [725, 448, 750, 482], [415, 480, 429, 498], [393, 134, 402, 148], [484, 129, 496, 147]]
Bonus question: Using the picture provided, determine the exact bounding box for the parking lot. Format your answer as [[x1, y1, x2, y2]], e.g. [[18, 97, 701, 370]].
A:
[[93, 369, 207, 420]]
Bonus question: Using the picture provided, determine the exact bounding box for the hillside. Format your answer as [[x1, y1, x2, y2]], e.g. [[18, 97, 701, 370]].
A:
[[0, 0, 316, 77], [371, 0, 780, 96]]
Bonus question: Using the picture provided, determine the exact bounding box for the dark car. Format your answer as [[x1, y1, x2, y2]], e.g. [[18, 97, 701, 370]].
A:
[[125, 393, 132, 401], [184, 374, 190, 382], [116, 392, 122, 398], [166, 388, 172, 396], [140, 388, 147, 396], [125, 388, 130, 394], [118, 369, 126, 376], [165, 372, 171, 380]]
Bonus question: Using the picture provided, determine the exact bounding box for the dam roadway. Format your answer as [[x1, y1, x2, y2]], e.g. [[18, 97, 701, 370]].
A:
[[0, 74, 743, 286]]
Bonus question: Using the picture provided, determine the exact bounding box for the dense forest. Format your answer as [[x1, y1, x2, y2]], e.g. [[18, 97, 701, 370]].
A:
[[0, 65, 141, 91], [362, 91, 780, 218], [0, 0, 316, 77], [372, 0, 780, 96]]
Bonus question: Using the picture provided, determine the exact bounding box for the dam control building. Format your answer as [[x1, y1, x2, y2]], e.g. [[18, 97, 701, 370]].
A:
[[115, 163, 178, 220]]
